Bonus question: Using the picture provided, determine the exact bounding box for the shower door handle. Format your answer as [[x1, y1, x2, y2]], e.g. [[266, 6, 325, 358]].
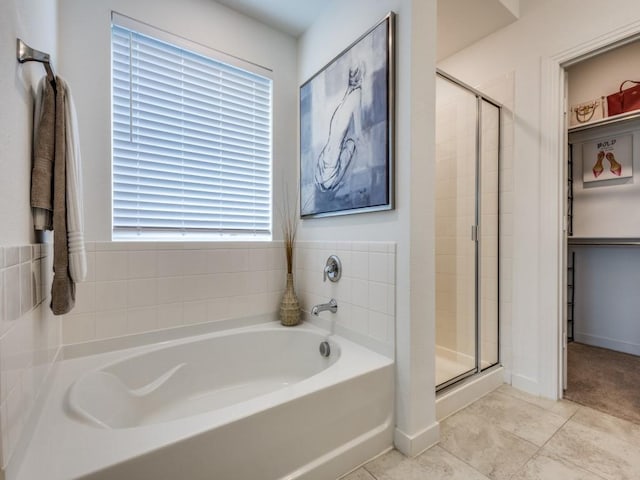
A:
[[471, 225, 479, 242]]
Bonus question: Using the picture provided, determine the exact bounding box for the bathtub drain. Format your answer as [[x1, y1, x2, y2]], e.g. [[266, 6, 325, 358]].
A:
[[319, 341, 331, 357]]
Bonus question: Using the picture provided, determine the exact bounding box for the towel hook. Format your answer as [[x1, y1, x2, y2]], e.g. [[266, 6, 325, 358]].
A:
[[16, 38, 56, 88]]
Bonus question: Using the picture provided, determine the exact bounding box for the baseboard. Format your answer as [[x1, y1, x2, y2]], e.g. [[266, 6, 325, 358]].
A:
[[393, 422, 439, 457], [511, 373, 539, 396], [574, 333, 640, 356]]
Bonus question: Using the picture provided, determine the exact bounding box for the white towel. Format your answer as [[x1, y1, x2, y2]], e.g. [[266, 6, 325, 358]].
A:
[[58, 77, 87, 282]]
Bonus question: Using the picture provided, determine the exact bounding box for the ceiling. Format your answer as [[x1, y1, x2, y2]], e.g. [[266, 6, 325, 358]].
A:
[[214, 0, 520, 59], [214, 0, 327, 37], [437, 0, 519, 60]]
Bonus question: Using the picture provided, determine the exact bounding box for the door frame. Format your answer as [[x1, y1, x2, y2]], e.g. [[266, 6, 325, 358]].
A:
[[540, 21, 640, 399]]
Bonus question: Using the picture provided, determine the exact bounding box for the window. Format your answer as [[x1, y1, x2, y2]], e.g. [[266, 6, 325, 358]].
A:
[[111, 15, 272, 240]]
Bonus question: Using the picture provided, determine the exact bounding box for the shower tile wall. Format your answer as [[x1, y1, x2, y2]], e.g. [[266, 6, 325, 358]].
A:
[[0, 244, 59, 469], [435, 89, 477, 363], [478, 73, 515, 375], [435, 72, 514, 378]]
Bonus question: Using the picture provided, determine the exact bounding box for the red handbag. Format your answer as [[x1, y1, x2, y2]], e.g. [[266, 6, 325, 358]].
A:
[[607, 80, 640, 116]]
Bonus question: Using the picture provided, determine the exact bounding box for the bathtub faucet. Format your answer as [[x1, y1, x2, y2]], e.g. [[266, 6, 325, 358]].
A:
[[311, 298, 338, 316]]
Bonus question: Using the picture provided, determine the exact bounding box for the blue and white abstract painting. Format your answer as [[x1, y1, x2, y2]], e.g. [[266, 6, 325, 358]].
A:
[[300, 14, 393, 217]]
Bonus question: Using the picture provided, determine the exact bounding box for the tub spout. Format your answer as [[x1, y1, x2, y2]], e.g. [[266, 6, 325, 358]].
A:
[[311, 298, 338, 316]]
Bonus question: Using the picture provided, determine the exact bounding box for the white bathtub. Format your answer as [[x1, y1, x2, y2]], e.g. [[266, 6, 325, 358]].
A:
[[17, 321, 393, 479]]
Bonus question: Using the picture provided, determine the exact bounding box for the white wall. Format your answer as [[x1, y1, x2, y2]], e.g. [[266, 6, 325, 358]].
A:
[[298, 0, 438, 454], [572, 246, 640, 356], [570, 118, 640, 237], [0, 0, 60, 476], [439, 0, 640, 397], [0, 0, 57, 246], [57, 0, 298, 242]]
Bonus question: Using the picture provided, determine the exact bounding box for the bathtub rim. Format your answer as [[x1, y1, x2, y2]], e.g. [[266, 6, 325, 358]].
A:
[[62, 312, 393, 361]]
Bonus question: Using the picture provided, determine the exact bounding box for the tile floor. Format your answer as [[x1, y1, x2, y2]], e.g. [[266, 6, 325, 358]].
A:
[[342, 384, 640, 480]]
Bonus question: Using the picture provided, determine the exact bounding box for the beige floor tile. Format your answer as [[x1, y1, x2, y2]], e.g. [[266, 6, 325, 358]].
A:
[[415, 445, 490, 479], [542, 417, 640, 480], [345, 388, 638, 480], [363, 449, 428, 480], [571, 405, 640, 446], [340, 467, 376, 480], [465, 390, 567, 446], [439, 408, 538, 480], [497, 385, 580, 419], [511, 453, 606, 480]]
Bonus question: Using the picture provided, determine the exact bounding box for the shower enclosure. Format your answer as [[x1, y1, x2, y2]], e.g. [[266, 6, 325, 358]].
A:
[[435, 71, 500, 390]]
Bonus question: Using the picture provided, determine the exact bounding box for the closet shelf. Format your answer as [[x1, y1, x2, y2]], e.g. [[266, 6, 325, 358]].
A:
[[568, 237, 640, 246], [568, 109, 640, 133]]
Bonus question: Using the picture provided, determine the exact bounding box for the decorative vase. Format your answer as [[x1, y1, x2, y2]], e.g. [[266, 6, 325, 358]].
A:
[[280, 272, 301, 326]]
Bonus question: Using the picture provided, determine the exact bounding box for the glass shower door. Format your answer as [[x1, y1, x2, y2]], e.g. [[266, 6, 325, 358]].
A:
[[435, 76, 478, 388], [435, 73, 500, 390]]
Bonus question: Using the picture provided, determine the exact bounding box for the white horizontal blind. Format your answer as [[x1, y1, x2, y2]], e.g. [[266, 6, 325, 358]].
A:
[[111, 22, 272, 239]]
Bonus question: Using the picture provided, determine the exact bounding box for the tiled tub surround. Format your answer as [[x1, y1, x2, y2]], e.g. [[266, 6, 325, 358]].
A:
[[63, 241, 396, 358], [0, 240, 395, 479], [295, 242, 396, 358], [63, 242, 287, 344], [0, 244, 59, 473]]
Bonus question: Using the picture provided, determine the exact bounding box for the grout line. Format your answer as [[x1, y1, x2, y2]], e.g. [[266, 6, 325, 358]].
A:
[[506, 406, 579, 479]]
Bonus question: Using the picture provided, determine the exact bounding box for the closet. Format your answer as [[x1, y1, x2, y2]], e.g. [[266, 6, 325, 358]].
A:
[[564, 40, 640, 423]]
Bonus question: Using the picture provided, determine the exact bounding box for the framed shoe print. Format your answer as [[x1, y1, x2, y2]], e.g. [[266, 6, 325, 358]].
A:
[[583, 134, 633, 183], [299, 12, 395, 218]]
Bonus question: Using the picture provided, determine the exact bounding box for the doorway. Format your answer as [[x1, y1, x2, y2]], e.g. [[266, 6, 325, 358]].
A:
[[434, 71, 500, 391], [561, 43, 640, 422], [526, 14, 640, 401]]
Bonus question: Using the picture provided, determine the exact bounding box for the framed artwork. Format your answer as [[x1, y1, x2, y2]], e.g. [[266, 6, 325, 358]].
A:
[[300, 12, 395, 218], [583, 134, 633, 183]]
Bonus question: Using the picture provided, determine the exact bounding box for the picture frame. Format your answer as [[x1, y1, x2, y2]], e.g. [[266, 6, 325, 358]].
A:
[[299, 12, 395, 218], [582, 134, 633, 183]]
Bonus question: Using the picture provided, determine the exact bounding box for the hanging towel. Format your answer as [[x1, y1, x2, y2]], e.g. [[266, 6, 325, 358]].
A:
[[58, 77, 87, 283], [31, 77, 55, 230], [31, 76, 87, 315], [51, 77, 75, 315]]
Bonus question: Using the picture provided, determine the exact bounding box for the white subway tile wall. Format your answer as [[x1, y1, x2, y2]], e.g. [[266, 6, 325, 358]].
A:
[[480, 73, 515, 375], [295, 241, 396, 351], [62, 242, 287, 344], [62, 241, 397, 357], [0, 244, 60, 469]]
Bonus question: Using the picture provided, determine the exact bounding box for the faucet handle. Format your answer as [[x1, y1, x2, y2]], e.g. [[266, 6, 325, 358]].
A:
[[323, 255, 342, 283]]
